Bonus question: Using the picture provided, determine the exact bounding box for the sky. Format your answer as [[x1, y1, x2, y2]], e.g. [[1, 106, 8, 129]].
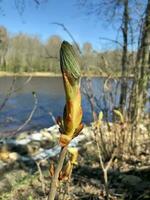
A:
[[0, 0, 124, 50]]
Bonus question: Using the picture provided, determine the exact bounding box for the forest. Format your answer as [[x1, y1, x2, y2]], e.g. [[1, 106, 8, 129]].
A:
[[0, 26, 130, 76]]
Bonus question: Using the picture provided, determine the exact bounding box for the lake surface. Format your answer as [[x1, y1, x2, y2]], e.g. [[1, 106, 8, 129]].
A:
[[0, 76, 149, 133]]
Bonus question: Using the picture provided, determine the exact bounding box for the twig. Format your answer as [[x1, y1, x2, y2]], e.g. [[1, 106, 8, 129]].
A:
[[52, 22, 81, 54], [12, 91, 38, 134], [34, 0, 40, 5], [0, 75, 32, 111], [13, 75, 32, 93], [99, 37, 123, 47], [48, 112, 57, 125], [36, 161, 46, 198], [0, 76, 16, 111], [42, 46, 59, 60], [48, 146, 68, 200], [95, 129, 117, 200], [82, 77, 97, 121]]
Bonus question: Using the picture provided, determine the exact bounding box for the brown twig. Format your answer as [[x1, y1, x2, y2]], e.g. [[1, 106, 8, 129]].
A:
[[48, 146, 68, 200], [41, 46, 60, 60], [0, 76, 16, 111], [94, 127, 117, 200], [9, 91, 38, 136], [99, 37, 123, 47], [13, 75, 32, 93], [36, 161, 46, 198], [52, 22, 81, 54], [0, 75, 32, 112]]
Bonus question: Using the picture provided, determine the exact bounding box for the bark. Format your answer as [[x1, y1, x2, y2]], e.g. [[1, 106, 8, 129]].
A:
[[120, 0, 129, 115], [132, 0, 150, 122], [48, 146, 68, 200]]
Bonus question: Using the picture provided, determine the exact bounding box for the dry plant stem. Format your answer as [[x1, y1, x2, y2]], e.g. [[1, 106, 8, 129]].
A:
[[95, 137, 109, 200], [13, 92, 38, 134], [63, 164, 73, 200], [48, 146, 68, 200], [94, 128, 116, 200], [0, 76, 16, 111], [0, 75, 32, 112], [52, 22, 81, 54], [36, 161, 46, 198]]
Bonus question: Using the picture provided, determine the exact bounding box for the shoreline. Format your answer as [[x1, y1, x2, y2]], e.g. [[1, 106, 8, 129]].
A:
[[0, 71, 134, 78], [0, 71, 62, 77]]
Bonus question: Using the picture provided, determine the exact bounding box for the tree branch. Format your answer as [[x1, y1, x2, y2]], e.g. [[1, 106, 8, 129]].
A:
[[52, 22, 81, 54], [13, 92, 38, 134], [99, 37, 123, 47], [48, 146, 68, 200]]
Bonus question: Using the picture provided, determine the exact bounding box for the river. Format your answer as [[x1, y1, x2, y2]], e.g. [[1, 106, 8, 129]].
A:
[[0, 76, 149, 132]]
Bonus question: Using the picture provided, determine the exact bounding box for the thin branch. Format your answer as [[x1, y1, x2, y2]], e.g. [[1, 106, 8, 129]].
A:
[[48, 112, 57, 125], [13, 92, 38, 134], [13, 75, 32, 93], [41, 46, 59, 60], [34, 0, 40, 5], [52, 22, 81, 54], [99, 37, 123, 48], [105, 147, 117, 171], [94, 127, 116, 200], [0, 75, 32, 111], [36, 161, 46, 198], [40, 55, 59, 60], [48, 146, 68, 200], [0, 76, 16, 111]]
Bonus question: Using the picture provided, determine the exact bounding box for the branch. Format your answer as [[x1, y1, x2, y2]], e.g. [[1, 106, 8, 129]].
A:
[[36, 161, 46, 197], [48, 146, 68, 200], [99, 37, 123, 47], [0, 75, 32, 112], [13, 75, 32, 93], [41, 46, 59, 60], [13, 92, 38, 134], [34, 0, 40, 5], [52, 22, 81, 54], [0, 76, 16, 111], [48, 112, 57, 125]]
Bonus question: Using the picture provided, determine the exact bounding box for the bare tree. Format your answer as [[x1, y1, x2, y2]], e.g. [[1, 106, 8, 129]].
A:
[[119, 0, 129, 114], [78, 0, 147, 118], [131, 0, 150, 123], [0, 26, 8, 70]]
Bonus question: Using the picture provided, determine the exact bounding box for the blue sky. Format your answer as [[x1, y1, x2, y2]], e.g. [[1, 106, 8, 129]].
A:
[[0, 0, 124, 50]]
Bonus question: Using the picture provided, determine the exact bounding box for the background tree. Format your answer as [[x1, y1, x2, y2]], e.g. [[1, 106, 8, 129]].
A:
[[45, 35, 61, 72], [131, 0, 150, 122], [78, 0, 148, 119], [0, 26, 8, 70]]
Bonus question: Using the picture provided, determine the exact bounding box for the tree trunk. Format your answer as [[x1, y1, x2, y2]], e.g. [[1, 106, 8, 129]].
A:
[[120, 0, 129, 115], [131, 0, 150, 122]]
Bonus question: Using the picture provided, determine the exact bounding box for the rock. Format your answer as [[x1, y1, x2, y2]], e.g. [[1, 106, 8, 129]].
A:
[[40, 129, 53, 141], [0, 151, 9, 161], [27, 141, 41, 155], [9, 152, 20, 161], [47, 125, 59, 133], [16, 131, 30, 140]]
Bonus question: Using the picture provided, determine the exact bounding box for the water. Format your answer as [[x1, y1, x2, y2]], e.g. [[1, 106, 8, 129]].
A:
[[0, 76, 149, 132]]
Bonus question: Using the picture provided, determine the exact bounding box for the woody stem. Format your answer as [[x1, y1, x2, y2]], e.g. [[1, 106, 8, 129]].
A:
[[48, 146, 68, 200]]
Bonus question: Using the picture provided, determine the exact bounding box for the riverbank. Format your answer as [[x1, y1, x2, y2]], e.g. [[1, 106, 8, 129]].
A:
[[0, 122, 149, 200], [0, 71, 134, 78], [0, 71, 62, 77], [0, 71, 105, 77]]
